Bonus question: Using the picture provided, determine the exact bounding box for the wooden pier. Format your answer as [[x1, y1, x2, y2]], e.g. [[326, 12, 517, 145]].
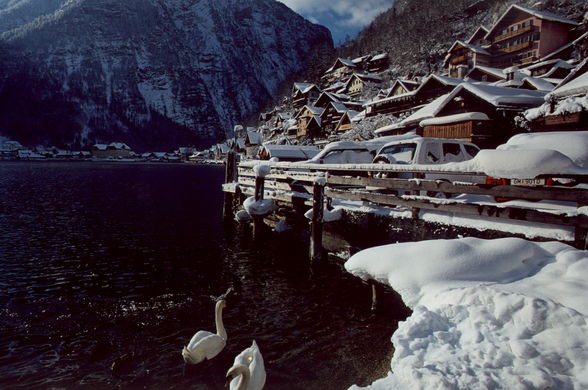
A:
[[222, 153, 588, 255]]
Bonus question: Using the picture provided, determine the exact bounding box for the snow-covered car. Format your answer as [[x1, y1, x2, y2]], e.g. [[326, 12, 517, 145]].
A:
[[302, 135, 417, 165], [369, 136, 482, 197], [482, 131, 588, 199]]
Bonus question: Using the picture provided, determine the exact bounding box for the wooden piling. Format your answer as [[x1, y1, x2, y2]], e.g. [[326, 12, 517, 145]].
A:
[[254, 175, 265, 202], [310, 179, 325, 261], [371, 281, 378, 311]]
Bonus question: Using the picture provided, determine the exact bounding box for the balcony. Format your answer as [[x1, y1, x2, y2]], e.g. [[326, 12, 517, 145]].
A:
[[493, 25, 533, 43], [450, 55, 467, 65], [500, 41, 531, 53]]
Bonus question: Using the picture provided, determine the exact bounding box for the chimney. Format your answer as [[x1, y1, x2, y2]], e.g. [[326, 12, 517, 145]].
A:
[[457, 65, 468, 79]]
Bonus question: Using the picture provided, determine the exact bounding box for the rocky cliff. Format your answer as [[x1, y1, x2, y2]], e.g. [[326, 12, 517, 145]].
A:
[[0, 0, 332, 150]]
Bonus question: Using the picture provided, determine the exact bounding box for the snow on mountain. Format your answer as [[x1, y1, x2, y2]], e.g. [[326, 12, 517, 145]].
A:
[[0, 0, 332, 150]]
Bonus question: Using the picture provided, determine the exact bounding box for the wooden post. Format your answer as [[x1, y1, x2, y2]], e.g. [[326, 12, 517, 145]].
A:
[[574, 227, 588, 250], [310, 179, 325, 261], [371, 281, 378, 311], [223, 151, 237, 220], [254, 175, 265, 202]]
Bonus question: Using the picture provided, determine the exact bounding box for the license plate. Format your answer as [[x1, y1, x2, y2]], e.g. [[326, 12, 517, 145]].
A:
[[511, 178, 546, 186]]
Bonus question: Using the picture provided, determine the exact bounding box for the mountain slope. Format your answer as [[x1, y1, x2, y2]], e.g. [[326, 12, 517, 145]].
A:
[[0, 0, 332, 150]]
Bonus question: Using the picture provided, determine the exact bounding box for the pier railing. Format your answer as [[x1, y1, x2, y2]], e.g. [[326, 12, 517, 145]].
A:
[[222, 153, 588, 251]]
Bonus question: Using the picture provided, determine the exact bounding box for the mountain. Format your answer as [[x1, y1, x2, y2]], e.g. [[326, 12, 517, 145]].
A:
[[0, 0, 332, 151], [338, 0, 586, 78]]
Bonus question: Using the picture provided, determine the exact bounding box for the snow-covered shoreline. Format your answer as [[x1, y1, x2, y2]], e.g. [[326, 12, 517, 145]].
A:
[[345, 237, 588, 389]]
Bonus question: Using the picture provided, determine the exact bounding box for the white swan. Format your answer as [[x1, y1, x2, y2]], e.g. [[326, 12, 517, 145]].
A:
[[226, 340, 266, 390], [181, 299, 227, 364]]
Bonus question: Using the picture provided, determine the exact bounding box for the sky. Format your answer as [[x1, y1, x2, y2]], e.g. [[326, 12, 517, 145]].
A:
[[278, 0, 393, 46]]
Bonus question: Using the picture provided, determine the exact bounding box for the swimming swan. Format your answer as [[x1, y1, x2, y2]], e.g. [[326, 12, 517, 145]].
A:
[[181, 299, 227, 364], [226, 340, 266, 390]]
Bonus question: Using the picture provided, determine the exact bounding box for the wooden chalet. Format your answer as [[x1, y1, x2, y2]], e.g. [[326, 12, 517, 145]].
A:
[[342, 73, 383, 97], [388, 79, 420, 97], [320, 101, 350, 134], [366, 53, 389, 73], [365, 74, 461, 117], [415, 83, 547, 147], [321, 58, 357, 84], [445, 5, 579, 76], [444, 40, 492, 78], [295, 105, 325, 138], [313, 91, 350, 108], [335, 110, 361, 133], [292, 83, 321, 108], [485, 5, 578, 67]]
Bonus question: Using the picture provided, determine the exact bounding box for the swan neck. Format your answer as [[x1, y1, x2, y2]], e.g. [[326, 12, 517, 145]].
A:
[[215, 300, 227, 340], [232, 365, 250, 390]]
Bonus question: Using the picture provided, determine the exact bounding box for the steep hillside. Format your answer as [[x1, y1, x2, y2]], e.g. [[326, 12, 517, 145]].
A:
[[338, 0, 586, 78], [0, 0, 332, 151]]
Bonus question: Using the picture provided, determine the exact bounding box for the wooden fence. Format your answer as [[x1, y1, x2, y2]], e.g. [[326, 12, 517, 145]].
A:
[[222, 152, 588, 254]]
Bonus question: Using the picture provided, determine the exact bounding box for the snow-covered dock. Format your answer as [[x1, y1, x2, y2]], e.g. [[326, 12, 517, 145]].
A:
[[222, 151, 588, 251]]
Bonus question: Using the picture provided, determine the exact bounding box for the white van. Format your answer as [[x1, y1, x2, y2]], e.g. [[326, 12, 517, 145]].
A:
[[370, 137, 483, 197]]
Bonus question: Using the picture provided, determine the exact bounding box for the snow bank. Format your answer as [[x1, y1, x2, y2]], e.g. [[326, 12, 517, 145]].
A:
[[345, 238, 588, 389]]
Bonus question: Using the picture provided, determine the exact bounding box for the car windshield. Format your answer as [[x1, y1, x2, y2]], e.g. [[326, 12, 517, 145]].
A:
[[378, 143, 416, 163]]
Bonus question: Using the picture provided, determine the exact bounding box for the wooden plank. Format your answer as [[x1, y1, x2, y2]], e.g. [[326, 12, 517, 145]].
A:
[[326, 175, 588, 203], [325, 188, 588, 229]]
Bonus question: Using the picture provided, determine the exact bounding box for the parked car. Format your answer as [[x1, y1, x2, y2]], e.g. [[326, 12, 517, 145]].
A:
[[303, 134, 418, 165], [483, 131, 588, 201], [370, 137, 482, 197]]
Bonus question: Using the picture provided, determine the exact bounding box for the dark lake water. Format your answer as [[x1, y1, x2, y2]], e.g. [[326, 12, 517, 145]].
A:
[[0, 161, 410, 389]]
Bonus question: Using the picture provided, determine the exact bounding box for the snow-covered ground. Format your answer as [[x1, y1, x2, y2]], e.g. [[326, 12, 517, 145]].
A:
[[345, 237, 588, 389]]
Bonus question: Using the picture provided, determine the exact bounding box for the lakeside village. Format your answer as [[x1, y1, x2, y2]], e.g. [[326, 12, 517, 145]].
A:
[[223, 6, 588, 389], [204, 4, 588, 164]]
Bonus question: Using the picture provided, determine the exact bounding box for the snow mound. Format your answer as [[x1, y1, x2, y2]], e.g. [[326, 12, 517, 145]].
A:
[[460, 149, 585, 178], [243, 196, 276, 216], [497, 131, 588, 168], [345, 238, 588, 389]]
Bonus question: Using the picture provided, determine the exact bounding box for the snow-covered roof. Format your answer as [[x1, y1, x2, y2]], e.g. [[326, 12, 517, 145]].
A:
[[93, 143, 107, 150], [520, 77, 556, 92], [466, 26, 489, 44], [292, 82, 318, 94], [329, 101, 349, 114], [259, 144, 320, 159], [325, 58, 356, 73], [466, 65, 506, 80], [547, 58, 588, 99], [419, 112, 490, 127], [350, 73, 383, 83], [109, 142, 131, 150], [547, 71, 588, 99], [447, 40, 491, 56], [370, 53, 388, 61], [400, 93, 453, 126], [294, 105, 324, 118], [458, 82, 547, 107], [484, 4, 579, 39], [246, 131, 263, 145]]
